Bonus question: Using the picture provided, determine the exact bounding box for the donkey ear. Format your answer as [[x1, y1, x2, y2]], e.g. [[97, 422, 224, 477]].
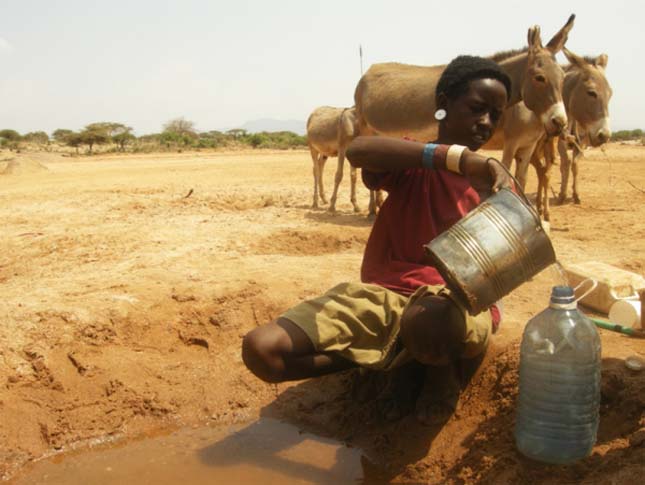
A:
[[563, 47, 586, 69], [594, 54, 609, 70], [545, 13, 575, 54], [527, 25, 543, 53]]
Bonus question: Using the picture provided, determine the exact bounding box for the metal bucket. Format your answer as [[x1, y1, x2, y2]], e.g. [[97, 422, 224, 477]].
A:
[[424, 183, 556, 315]]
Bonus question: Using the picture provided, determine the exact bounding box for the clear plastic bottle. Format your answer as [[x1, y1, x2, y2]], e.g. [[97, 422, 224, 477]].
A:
[[515, 286, 601, 464]]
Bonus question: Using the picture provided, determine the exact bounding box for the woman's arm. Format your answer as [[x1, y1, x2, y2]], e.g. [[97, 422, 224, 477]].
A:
[[346, 136, 511, 194], [345, 136, 426, 172]]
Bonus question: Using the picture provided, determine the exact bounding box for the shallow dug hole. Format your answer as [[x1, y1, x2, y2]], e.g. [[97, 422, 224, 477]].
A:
[[252, 229, 366, 256], [12, 418, 364, 485]]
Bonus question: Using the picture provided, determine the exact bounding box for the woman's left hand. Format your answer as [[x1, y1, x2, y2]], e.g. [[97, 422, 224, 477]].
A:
[[461, 151, 512, 198]]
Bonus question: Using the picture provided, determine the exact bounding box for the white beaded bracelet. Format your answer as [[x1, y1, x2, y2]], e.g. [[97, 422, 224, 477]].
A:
[[446, 145, 466, 174]]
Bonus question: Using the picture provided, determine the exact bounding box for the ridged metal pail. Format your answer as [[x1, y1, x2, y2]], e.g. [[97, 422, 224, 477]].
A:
[[424, 186, 556, 315]]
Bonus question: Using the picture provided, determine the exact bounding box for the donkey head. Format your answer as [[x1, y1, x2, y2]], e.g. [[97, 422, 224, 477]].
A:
[[521, 14, 575, 136], [563, 48, 612, 147]]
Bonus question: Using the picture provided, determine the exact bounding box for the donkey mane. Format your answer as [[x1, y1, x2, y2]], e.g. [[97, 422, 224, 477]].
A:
[[489, 47, 528, 62]]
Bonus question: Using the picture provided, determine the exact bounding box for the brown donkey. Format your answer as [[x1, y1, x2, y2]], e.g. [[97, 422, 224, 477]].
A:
[[353, 15, 575, 215], [557, 49, 612, 205], [306, 106, 360, 212], [505, 49, 612, 221]]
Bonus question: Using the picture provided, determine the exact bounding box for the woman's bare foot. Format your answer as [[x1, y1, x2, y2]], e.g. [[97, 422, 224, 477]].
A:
[[415, 363, 461, 425], [350, 368, 388, 403], [374, 361, 425, 421], [350, 362, 424, 421]]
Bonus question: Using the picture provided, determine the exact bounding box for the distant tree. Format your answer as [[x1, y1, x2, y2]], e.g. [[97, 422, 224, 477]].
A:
[[65, 132, 84, 153], [85, 122, 130, 138], [108, 125, 135, 151], [0, 129, 21, 149], [248, 133, 266, 148], [613, 129, 645, 141], [0, 129, 21, 141], [112, 131, 136, 151], [161, 117, 197, 149], [226, 128, 247, 139], [79, 124, 110, 153], [137, 133, 161, 143], [159, 130, 181, 148], [52, 129, 75, 144], [241, 130, 307, 149], [197, 130, 225, 148], [23, 131, 50, 145], [163, 117, 196, 136]]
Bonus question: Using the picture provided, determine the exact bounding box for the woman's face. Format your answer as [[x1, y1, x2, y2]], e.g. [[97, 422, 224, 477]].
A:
[[442, 78, 508, 150]]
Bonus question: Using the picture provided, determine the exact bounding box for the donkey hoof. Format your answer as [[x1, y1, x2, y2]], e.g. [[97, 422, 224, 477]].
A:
[[573, 195, 581, 204]]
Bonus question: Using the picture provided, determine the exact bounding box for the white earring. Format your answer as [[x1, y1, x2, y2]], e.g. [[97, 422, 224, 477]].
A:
[[434, 109, 447, 121]]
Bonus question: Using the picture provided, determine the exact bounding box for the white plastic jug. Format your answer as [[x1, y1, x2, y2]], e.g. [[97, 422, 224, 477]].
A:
[[609, 299, 642, 329]]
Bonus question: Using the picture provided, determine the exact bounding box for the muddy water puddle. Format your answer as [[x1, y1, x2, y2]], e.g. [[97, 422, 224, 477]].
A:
[[14, 418, 365, 484]]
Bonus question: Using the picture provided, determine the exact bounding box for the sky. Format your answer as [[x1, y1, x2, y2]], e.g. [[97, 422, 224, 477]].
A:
[[0, 0, 642, 136]]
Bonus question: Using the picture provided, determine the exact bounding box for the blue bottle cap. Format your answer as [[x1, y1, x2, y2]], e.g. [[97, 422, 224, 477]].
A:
[[550, 285, 575, 304]]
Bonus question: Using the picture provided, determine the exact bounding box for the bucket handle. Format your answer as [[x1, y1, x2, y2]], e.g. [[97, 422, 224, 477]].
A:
[[486, 157, 544, 229]]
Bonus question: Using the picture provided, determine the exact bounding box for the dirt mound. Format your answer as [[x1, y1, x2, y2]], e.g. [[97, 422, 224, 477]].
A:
[[253, 229, 366, 255], [269, 343, 645, 485], [1, 158, 48, 175], [172, 192, 303, 212]]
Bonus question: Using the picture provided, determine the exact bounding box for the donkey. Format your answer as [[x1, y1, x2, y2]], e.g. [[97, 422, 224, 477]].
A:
[[354, 15, 575, 215], [501, 49, 611, 221], [306, 106, 360, 212], [557, 50, 611, 205]]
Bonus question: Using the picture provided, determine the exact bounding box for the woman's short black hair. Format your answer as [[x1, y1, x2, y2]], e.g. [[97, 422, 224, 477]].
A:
[[436, 55, 512, 102]]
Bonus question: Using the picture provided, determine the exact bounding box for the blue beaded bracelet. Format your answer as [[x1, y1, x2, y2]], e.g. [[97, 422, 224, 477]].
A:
[[422, 143, 438, 170]]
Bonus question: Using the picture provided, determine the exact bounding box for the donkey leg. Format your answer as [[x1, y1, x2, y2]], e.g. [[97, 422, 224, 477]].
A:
[[571, 151, 581, 204], [542, 140, 556, 222], [349, 163, 360, 213], [375, 189, 385, 210], [543, 163, 553, 221], [514, 145, 536, 191], [309, 147, 320, 209], [501, 142, 516, 172], [328, 154, 344, 213], [318, 155, 328, 204], [368, 190, 377, 218], [535, 170, 543, 217], [529, 145, 545, 218], [557, 142, 571, 204]]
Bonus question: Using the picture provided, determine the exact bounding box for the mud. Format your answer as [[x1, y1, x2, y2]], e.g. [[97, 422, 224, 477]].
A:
[[1, 145, 644, 483], [13, 418, 364, 485]]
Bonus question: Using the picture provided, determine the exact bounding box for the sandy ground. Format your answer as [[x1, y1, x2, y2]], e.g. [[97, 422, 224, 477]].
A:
[[1, 145, 644, 483]]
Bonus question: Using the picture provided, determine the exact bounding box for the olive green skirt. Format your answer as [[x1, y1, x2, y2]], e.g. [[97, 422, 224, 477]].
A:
[[281, 282, 491, 370]]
